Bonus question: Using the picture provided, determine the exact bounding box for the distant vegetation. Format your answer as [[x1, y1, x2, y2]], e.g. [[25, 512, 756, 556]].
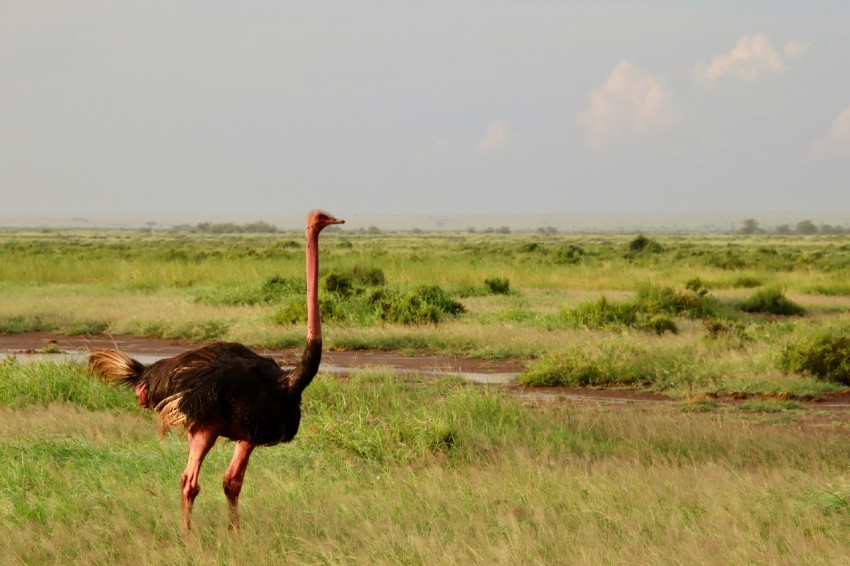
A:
[[172, 221, 279, 233], [2, 228, 850, 397], [737, 218, 848, 235]]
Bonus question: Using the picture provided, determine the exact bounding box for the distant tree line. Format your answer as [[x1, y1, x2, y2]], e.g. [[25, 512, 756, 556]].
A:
[[466, 226, 513, 234], [738, 218, 848, 236], [171, 221, 280, 234]]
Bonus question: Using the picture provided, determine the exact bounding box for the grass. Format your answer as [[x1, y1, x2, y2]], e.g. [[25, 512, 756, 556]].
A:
[[1, 361, 850, 563], [3, 230, 850, 397], [6, 229, 850, 560]]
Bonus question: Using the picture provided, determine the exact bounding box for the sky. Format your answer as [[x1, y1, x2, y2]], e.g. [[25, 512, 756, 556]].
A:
[[1, 1, 849, 219]]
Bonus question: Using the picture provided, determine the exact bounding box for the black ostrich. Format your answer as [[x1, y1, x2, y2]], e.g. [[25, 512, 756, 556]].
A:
[[88, 210, 344, 531]]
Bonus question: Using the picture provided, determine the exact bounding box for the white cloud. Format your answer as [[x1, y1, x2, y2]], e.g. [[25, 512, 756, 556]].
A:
[[784, 40, 811, 59], [475, 120, 510, 155], [694, 33, 787, 85], [577, 60, 678, 150], [809, 107, 850, 159]]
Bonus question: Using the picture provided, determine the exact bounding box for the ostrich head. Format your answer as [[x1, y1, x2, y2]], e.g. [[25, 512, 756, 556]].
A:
[[307, 210, 344, 232]]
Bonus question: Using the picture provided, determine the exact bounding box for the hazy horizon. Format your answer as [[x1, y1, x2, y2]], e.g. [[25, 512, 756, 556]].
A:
[[2, 2, 849, 218], [2, 211, 847, 234]]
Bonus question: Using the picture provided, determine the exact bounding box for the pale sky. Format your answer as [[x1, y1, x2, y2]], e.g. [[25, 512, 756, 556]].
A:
[[2, 1, 849, 218]]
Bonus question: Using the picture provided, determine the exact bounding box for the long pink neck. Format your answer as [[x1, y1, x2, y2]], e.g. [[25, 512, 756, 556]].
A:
[[284, 223, 323, 394], [305, 227, 321, 342]]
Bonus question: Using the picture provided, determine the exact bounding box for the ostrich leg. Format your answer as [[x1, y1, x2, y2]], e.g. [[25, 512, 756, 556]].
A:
[[181, 429, 218, 531], [223, 440, 256, 532]]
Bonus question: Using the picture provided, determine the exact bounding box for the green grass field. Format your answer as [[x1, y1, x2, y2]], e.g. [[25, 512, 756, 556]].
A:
[[2, 361, 850, 564], [2, 229, 850, 396], [2, 228, 850, 563]]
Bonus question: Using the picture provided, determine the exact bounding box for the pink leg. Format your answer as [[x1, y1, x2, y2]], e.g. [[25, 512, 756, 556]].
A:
[[181, 429, 218, 531], [223, 440, 256, 532]]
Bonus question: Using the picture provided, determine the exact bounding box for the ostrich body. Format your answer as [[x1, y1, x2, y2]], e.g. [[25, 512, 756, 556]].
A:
[[88, 210, 343, 530]]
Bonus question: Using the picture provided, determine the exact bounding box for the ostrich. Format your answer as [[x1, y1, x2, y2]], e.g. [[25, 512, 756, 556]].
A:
[[88, 210, 344, 531]]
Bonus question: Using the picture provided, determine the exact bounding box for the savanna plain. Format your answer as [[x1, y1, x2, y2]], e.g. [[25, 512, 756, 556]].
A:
[[3, 227, 850, 564]]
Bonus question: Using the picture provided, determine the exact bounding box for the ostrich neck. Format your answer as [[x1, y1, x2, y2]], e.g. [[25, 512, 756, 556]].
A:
[[286, 226, 323, 395], [306, 227, 321, 342]]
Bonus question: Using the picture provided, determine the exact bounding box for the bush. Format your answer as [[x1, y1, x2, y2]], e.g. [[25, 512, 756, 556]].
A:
[[782, 333, 850, 384], [560, 283, 722, 335], [634, 284, 713, 318], [484, 277, 511, 295], [628, 235, 663, 254], [519, 347, 609, 387], [703, 317, 749, 338], [324, 267, 386, 297], [739, 287, 805, 316], [373, 286, 465, 325], [685, 278, 709, 296], [350, 266, 386, 286], [642, 315, 678, 335], [553, 244, 585, 264], [562, 296, 639, 328], [325, 272, 355, 297]]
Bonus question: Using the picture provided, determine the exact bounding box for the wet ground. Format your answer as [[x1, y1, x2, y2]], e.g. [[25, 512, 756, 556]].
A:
[[0, 332, 676, 405], [0, 332, 522, 384]]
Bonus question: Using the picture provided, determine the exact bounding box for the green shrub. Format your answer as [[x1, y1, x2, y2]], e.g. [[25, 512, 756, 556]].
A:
[[703, 318, 750, 348], [519, 347, 608, 387], [740, 287, 805, 316], [562, 296, 638, 328], [561, 284, 720, 335], [484, 277, 511, 295], [553, 244, 585, 264], [685, 277, 709, 295], [325, 272, 355, 297], [781, 333, 850, 384], [628, 235, 663, 254], [324, 267, 386, 298], [350, 266, 386, 286], [706, 251, 747, 270], [642, 315, 678, 335], [634, 284, 713, 318], [373, 286, 465, 325]]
